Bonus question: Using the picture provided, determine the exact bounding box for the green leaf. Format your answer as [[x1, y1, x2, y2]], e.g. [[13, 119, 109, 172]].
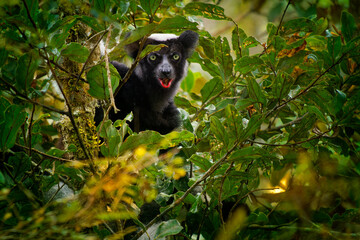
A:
[[341, 11, 357, 43], [113, 0, 130, 16], [189, 153, 212, 171], [61, 43, 90, 63], [190, 52, 221, 77], [16, 52, 40, 93], [228, 146, 263, 162], [235, 56, 264, 74], [232, 26, 247, 58], [174, 96, 197, 114], [139, 44, 166, 59], [9, 152, 31, 181], [242, 36, 260, 49], [78, 16, 105, 32], [0, 48, 8, 67], [0, 105, 27, 150], [247, 78, 266, 111], [181, 69, 195, 92], [272, 72, 294, 100], [287, 113, 317, 142], [118, 131, 164, 155], [156, 16, 198, 31], [224, 104, 243, 138], [184, 2, 231, 21], [330, 89, 347, 116], [215, 37, 233, 80], [87, 64, 120, 100], [210, 116, 228, 147], [154, 220, 183, 239], [140, 0, 161, 16], [281, 18, 316, 35], [99, 120, 121, 157], [242, 114, 263, 140], [200, 77, 223, 103]]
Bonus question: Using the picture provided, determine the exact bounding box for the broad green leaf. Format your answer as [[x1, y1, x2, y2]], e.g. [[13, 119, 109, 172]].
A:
[[228, 146, 263, 162], [232, 26, 247, 58], [92, 0, 110, 13], [210, 116, 228, 147], [184, 2, 231, 21], [235, 56, 264, 74], [61, 43, 90, 63], [78, 16, 105, 32], [242, 36, 260, 49], [190, 52, 221, 77], [16, 52, 40, 93], [139, 44, 166, 59], [87, 63, 120, 100], [21, 0, 38, 28], [118, 131, 164, 155], [281, 18, 316, 35], [181, 69, 195, 92], [9, 152, 31, 181], [99, 120, 121, 157], [156, 16, 198, 31], [189, 153, 212, 171], [0, 48, 8, 67], [341, 11, 357, 43], [174, 96, 197, 114], [113, 0, 130, 16], [225, 104, 243, 138], [0, 105, 27, 150], [200, 77, 223, 103], [242, 114, 263, 140], [247, 78, 266, 111], [330, 89, 347, 116], [287, 113, 317, 142], [266, 22, 277, 40], [215, 37, 233, 80], [0, 97, 11, 125], [272, 72, 294, 100], [140, 0, 161, 16], [155, 220, 183, 238]]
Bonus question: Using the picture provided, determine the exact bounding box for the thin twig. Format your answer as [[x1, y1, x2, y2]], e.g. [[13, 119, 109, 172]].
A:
[[21, 0, 37, 30], [276, 0, 292, 35], [104, 24, 119, 113], [28, 104, 36, 156], [15, 144, 77, 162]]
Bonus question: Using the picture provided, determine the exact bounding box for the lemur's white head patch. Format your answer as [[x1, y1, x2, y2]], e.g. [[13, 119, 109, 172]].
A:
[[148, 33, 178, 42]]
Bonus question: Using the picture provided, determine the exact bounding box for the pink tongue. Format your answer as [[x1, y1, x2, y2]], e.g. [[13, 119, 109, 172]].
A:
[[160, 78, 173, 88]]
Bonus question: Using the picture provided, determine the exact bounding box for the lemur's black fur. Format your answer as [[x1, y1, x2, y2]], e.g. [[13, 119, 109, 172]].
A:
[[96, 30, 198, 134]]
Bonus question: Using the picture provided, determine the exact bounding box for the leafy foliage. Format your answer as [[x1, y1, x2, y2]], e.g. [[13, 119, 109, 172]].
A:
[[0, 0, 360, 239]]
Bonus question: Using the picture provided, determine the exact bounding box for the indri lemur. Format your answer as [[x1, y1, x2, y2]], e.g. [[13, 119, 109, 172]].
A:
[[98, 30, 199, 134]]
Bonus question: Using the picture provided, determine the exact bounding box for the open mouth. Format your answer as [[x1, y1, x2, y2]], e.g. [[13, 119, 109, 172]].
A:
[[159, 78, 173, 88]]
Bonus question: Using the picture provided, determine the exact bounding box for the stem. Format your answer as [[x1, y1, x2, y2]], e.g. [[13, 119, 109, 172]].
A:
[[276, 0, 292, 35]]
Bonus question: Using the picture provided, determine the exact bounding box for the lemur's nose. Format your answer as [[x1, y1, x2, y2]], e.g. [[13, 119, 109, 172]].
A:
[[160, 64, 172, 76]]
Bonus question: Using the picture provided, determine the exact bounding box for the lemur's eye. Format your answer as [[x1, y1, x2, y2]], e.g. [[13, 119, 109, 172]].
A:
[[149, 54, 157, 61], [172, 54, 180, 60]]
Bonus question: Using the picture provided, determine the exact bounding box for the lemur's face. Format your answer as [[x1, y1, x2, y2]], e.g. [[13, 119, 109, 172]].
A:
[[125, 30, 199, 90], [146, 44, 185, 89]]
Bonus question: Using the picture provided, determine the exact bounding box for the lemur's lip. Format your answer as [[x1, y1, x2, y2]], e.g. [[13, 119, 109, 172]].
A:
[[159, 78, 173, 88]]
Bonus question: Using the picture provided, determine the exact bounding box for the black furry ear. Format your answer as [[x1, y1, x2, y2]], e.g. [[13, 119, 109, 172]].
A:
[[125, 40, 140, 59], [178, 30, 199, 58]]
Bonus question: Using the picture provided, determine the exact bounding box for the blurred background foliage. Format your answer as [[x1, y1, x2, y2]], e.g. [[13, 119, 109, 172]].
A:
[[0, 0, 359, 239]]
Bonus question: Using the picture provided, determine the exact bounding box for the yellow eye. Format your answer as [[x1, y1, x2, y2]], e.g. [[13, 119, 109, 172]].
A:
[[173, 54, 180, 60], [149, 55, 157, 61]]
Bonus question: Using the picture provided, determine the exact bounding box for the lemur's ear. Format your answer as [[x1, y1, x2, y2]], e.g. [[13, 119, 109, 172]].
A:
[[178, 30, 199, 58], [125, 40, 140, 59]]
